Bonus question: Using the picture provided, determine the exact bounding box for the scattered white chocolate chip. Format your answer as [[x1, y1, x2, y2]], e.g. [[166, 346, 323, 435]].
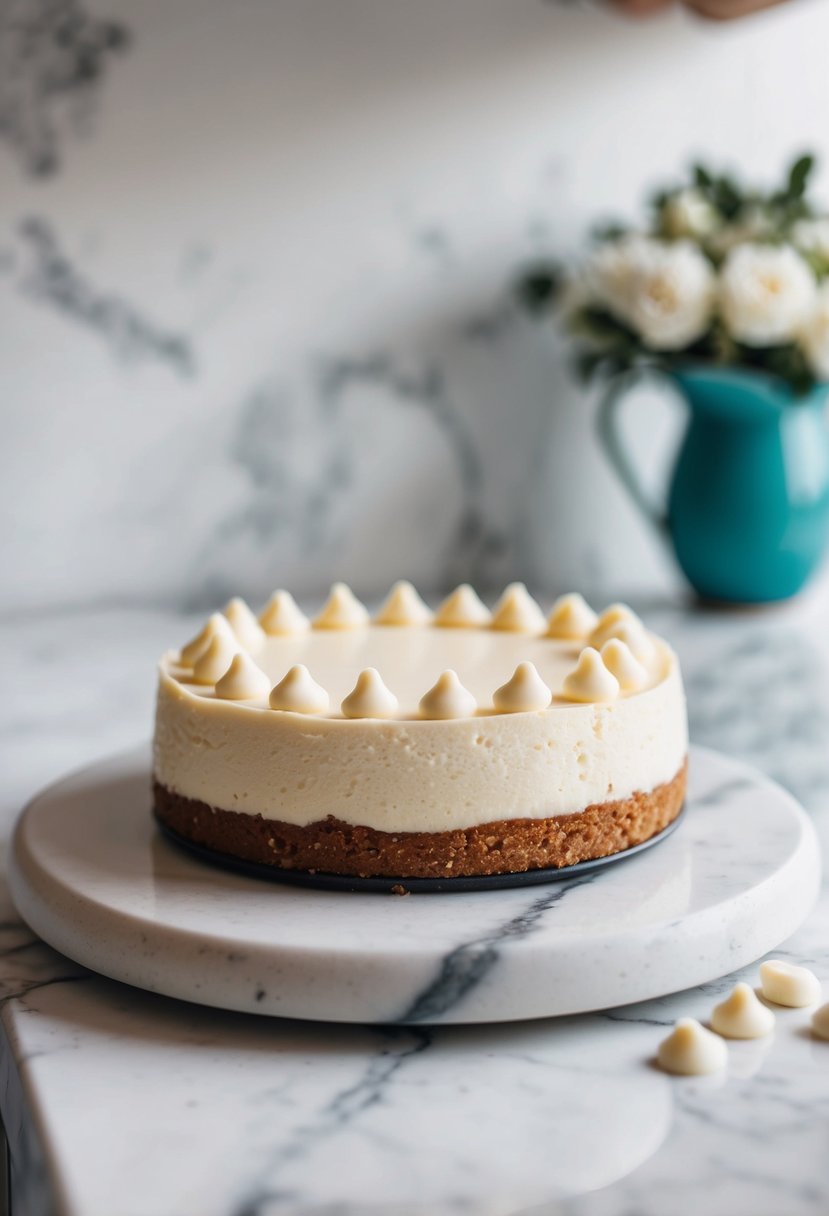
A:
[[192, 634, 240, 685], [375, 580, 433, 626], [545, 592, 599, 641], [760, 959, 822, 1008], [560, 648, 620, 704], [710, 982, 775, 1039], [490, 583, 547, 633], [179, 613, 236, 667], [811, 1003, 829, 1040], [314, 583, 370, 630], [214, 653, 271, 701], [657, 1018, 728, 1076], [223, 597, 266, 652], [434, 584, 492, 628], [493, 662, 552, 713], [419, 670, 477, 719], [269, 665, 330, 714], [600, 638, 648, 692], [259, 590, 309, 636], [341, 668, 399, 719], [588, 603, 639, 650]]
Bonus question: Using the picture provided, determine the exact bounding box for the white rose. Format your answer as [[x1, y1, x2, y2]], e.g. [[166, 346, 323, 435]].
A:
[[720, 244, 817, 347], [627, 240, 716, 351], [799, 281, 829, 380], [587, 234, 649, 322], [791, 218, 829, 261], [588, 236, 715, 351], [662, 189, 718, 240]]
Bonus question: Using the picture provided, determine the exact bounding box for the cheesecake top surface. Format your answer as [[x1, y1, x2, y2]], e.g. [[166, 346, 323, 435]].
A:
[[162, 582, 673, 722]]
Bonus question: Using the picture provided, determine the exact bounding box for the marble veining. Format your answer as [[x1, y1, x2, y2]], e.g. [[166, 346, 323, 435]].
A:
[[21, 0, 829, 610], [0, 0, 129, 178], [0, 597, 829, 1213], [398, 874, 598, 1023], [315, 352, 506, 588], [3, 216, 196, 377]]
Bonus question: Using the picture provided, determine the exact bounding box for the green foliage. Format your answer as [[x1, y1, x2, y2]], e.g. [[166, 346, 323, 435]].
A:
[[514, 264, 562, 314], [517, 152, 825, 397]]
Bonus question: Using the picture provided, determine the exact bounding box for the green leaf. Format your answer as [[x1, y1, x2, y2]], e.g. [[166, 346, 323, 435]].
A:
[[693, 164, 713, 190], [787, 154, 815, 202], [591, 220, 629, 242], [515, 265, 562, 313]]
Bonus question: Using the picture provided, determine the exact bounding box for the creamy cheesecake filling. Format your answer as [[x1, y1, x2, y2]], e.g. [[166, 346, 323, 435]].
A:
[[153, 627, 687, 834]]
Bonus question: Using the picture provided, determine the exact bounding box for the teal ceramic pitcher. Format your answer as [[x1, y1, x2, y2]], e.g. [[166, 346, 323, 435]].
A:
[[597, 365, 829, 603]]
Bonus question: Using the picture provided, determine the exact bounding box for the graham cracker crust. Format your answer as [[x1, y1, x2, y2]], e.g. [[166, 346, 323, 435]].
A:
[[153, 759, 687, 879]]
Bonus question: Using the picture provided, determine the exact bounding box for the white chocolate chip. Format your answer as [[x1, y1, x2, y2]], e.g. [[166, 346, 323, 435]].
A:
[[710, 982, 775, 1039], [560, 648, 620, 704], [600, 638, 648, 692], [259, 590, 310, 636], [341, 668, 398, 719], [192, 634, 240, 685], [434, 584, 492, 628], [223, 597, 266, 652], [811, 1003, 829, 1040], [545, 592, 598, 641], [760, 959, 822, 1008], [492, 662, 552, 713], [214, 653, 271, 701], [375, 581, 433, 626], [419, 670, 477, 719], [588, 603, 639, 650], [179, 613, 236, 667], [608, 620, 655, 666], [657, 1018, 727, 1076], [269, 665, 330, 714], [314, 583, 370, 630], [490, 583, 547, 633]]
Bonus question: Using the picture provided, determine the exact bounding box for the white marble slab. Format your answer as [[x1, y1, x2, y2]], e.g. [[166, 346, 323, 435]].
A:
[[1, 592, 829, 1214], [9, 746, 819, 1026]]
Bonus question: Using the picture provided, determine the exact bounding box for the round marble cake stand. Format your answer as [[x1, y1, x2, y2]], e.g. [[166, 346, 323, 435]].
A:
[[8, 745, 821, 1026]]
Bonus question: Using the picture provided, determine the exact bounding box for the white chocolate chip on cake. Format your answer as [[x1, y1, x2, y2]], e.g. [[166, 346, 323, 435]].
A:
[[561, 648, 620, 704], [215, 653, 271, 701], [601, 639, 648, 692], [375, 581, 433, 627], [588, 604, 639, 650], [179, 613, 236, 667], [314, 583, 370, 630], [811, 1003, 829, 1040], [259, 590, 310, 636], [192, 634, 240, 685], [341, 668, 399, 719], [269, 665, 330, 714], [223, 597, 266, 652], [608, 620, 656, 666], [490, 583, 547, 633], [493, 662, 552, 713], [760, 960, 822, 1008], [434, 584, 492, 628], [657, 1019, 727, 1076], [545, 593, 598, 641], [419, 670, 477, 719], [710, 982, 775, 1039]]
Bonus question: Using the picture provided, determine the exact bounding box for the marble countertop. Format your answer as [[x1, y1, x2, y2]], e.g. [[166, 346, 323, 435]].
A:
[[2, 587, 829, 1216]]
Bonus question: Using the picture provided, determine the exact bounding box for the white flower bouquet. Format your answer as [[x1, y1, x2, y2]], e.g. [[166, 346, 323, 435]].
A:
[[521, 155, 829, 394]]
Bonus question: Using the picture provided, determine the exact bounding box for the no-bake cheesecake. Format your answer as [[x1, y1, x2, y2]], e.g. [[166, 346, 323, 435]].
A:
[[152, 582, 688, 878]]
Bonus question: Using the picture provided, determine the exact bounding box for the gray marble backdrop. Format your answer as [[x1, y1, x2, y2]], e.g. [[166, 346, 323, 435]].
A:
[[3, 0, 829, 613]]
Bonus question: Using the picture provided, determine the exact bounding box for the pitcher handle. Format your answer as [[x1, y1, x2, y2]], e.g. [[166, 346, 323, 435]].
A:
[[596, 368, 670, 536]]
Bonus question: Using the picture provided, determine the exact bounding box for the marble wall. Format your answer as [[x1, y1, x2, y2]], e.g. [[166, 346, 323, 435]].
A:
[[3, 0, 829, 613]]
